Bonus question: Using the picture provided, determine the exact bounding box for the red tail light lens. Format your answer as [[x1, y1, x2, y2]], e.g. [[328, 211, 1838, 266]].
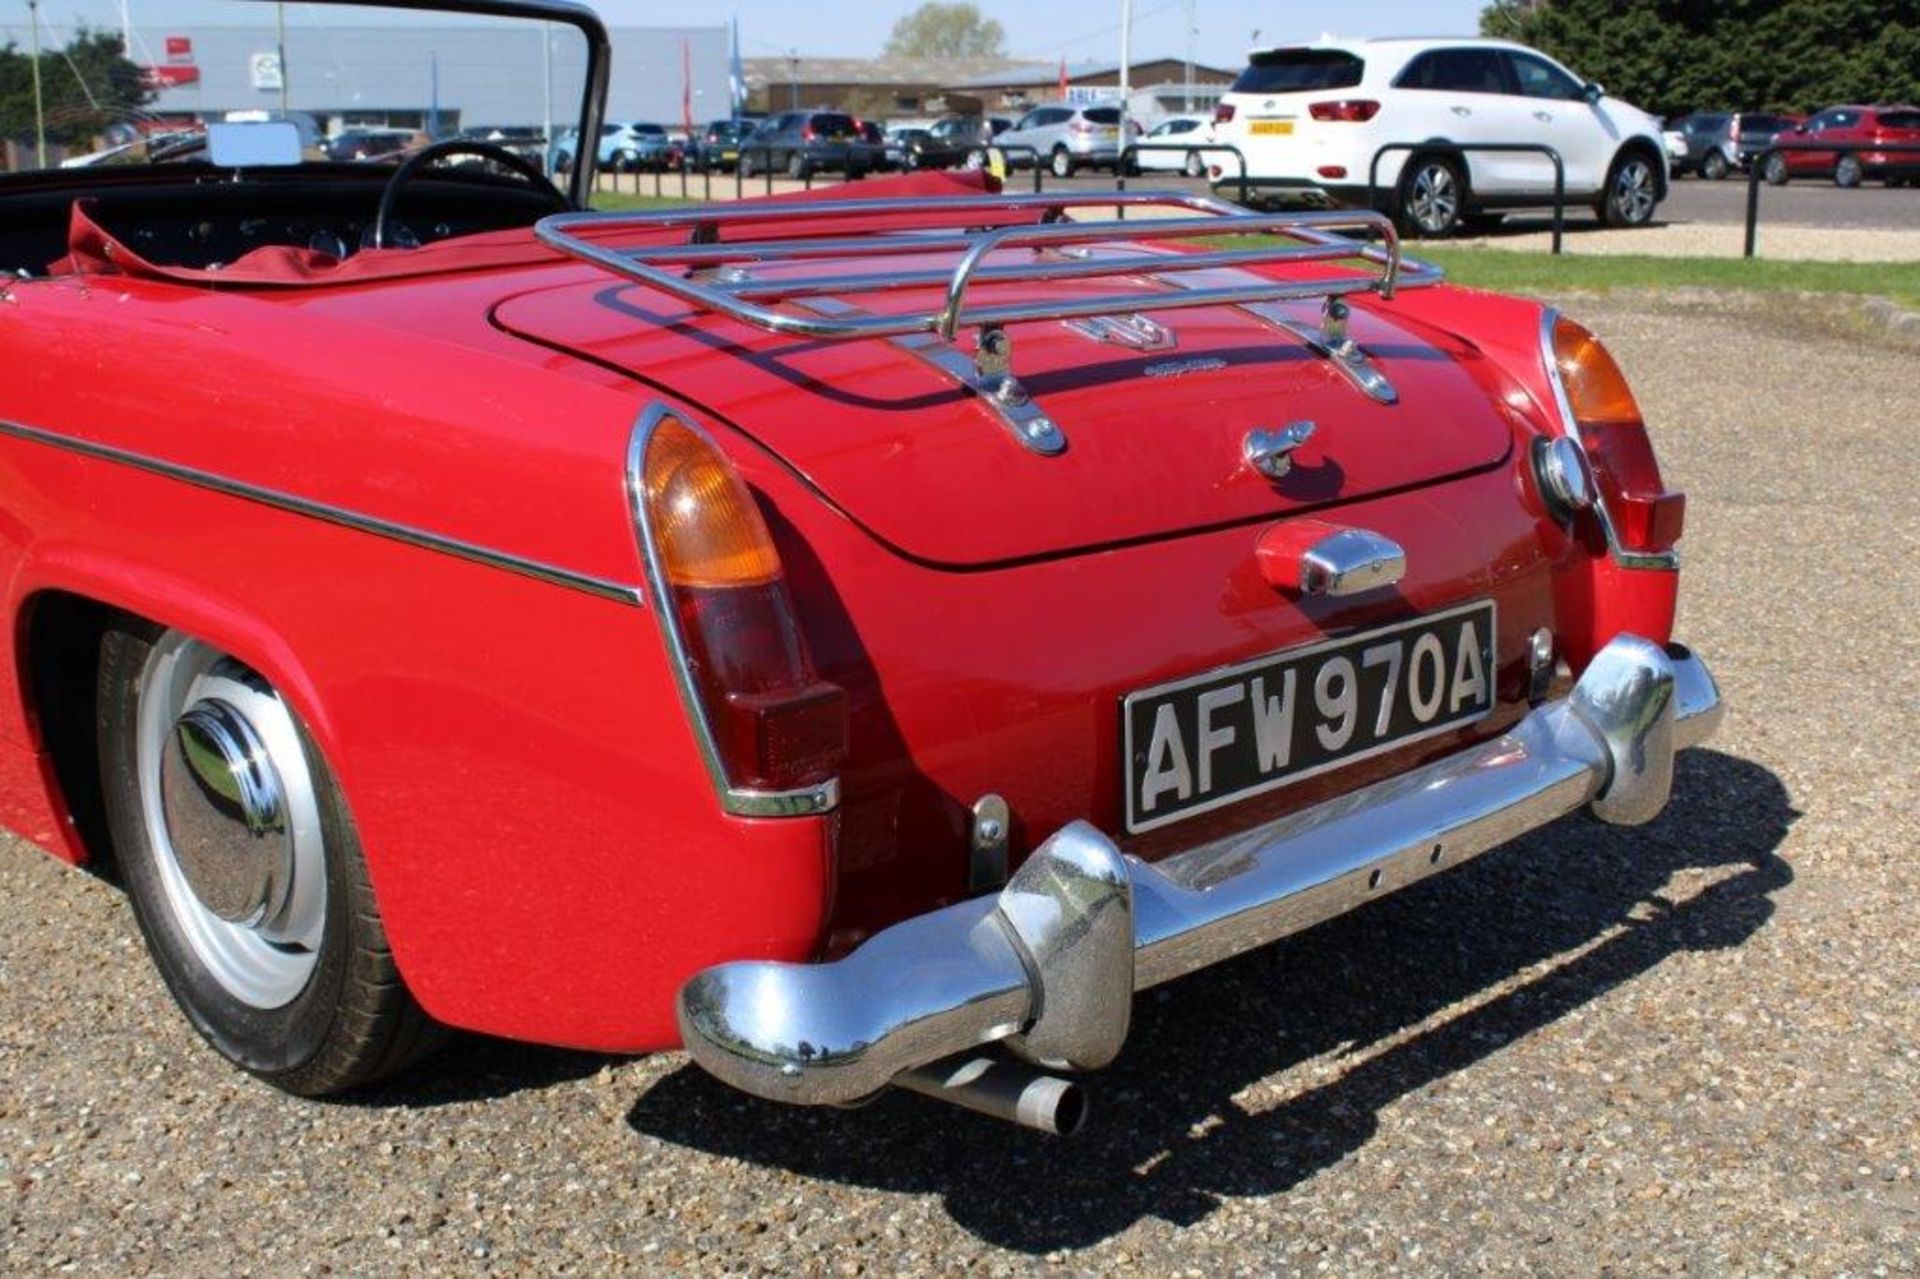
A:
[[1550, 317, 1686, 554], [1309, 100, 1381, 123], [641, 414, 847, 798], [1214, 103, 1236, 124], [802, 125, 816, 141]]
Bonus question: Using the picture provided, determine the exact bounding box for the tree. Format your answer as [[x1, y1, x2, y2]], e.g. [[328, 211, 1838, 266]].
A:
[[0, 28, 153, 154], [883, 2, 1007, 59], [1480, 0, 1920, 117]]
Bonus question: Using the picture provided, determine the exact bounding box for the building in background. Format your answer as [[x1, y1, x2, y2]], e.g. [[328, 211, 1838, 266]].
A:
[[945, 58, 1237, 123], [0, 16, 731, 140], [741, 56, 1040, 123]]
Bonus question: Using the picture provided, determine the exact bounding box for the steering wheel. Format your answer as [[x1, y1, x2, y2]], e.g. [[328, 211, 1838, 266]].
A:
[[371, 139, 571, 249]]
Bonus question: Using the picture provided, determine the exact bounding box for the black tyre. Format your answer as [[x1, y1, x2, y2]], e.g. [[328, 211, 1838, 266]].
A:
[[1598, 150, 1660, 227], [1050, 146, 1075, 179], [1183, 149, 1205, 178], [98, 624, 440, 1095], [1702, 149, 1729, 181], [1763, 153, 1790, 186], [739, 151, 757, 179], [785, 151, 808, 180], [1834, 153, 1863, 188], [1397, 154, 1466, 238]]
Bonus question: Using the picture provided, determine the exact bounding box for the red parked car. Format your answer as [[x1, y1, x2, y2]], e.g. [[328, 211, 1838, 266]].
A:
[[0, 0, 1720, 1134], [1761, 104, 1920, 187]]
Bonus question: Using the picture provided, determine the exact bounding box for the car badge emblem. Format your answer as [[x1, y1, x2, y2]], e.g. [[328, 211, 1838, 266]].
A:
[[1244, 421, 1317, 479], [1063, 313, 1177, 352]]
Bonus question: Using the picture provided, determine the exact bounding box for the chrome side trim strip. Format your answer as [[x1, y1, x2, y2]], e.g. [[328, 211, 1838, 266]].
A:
[[1536, 307, 1681, 572], [624, 404, 840, 818], [0, 419, 644, 606]]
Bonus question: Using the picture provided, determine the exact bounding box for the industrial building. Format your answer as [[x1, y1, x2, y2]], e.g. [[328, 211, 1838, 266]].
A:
[[0, 13, 732, 138]]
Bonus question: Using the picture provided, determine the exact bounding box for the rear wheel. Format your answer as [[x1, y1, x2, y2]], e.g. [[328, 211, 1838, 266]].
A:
[[98, 625, 439, 1095], [1398, 154, 1465, 238], [1050, 146, 1075, 179], [786, 151, 808, 180], [1598, 151, 1659, 227], [1183, 150, 1205, 178], [739, 151, 757, 179], [1763, 153, 1790, 186], [1834, 153, 1863, 188], [1701, 149, 1729, 181]]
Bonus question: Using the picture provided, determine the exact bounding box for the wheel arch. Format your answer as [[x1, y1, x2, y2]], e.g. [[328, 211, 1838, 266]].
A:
[[1613, 136, 1670, 200], [13, 556, 341, 870]]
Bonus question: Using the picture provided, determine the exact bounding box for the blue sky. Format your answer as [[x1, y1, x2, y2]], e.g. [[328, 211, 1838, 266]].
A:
[[19, 1, 1492, 69]]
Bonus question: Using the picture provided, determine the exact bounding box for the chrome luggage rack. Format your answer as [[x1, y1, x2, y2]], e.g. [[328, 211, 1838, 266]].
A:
[[533, 191, 1444, 455]]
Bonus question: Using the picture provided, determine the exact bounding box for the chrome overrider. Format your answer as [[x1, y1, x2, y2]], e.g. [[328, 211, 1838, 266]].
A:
[[677, 633, 1724, 1126]]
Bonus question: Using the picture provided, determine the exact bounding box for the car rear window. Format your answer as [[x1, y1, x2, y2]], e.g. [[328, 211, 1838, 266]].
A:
[[1081, 107, 1121, 124], [1878, 110, 1920, 129], [634, 124, 666, 135], [1741, 114, 1790, 131], [1231, 49, 1364, 95], [810, 114, 857, 133]]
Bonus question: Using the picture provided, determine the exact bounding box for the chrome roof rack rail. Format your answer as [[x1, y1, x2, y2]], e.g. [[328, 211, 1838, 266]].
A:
[[533, 191, 1443, 452]]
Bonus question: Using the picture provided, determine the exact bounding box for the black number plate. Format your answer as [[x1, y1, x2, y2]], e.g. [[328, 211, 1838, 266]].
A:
[[1122, 601, 1497, 834]]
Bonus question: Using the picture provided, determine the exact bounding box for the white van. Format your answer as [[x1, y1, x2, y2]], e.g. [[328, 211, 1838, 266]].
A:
[[1208, 37, 1668, 235]]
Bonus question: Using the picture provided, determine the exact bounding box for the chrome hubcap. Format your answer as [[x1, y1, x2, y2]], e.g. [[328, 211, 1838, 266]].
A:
[[138, 634, 327, 1009], [1614, 161, 1655, 221], [1409, 164, 1458, 232]]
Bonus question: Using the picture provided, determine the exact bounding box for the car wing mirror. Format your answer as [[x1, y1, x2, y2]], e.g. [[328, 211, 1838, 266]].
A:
[[1581, 83, 1605, 105], [206, 120, 303, 167]]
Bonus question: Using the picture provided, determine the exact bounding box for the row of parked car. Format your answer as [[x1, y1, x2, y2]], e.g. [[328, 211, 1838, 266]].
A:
[[1665, 105, 1920, 187]]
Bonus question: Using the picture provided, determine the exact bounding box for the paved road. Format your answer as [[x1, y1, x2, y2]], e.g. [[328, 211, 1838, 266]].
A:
[[2, 294, 1917, 1272]]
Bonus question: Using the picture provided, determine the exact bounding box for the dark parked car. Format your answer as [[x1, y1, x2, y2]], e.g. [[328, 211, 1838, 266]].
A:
[[901, 115, 1011, 170], [323, 128, 414, 162], [1663, 112, 1730, 178], [691, 119, 756, 172], [1725, 113, 1805, 170], [1762, 105, 1920, 187], [1665, 112, 1804, 179], [858, 120, 894, 170], [738, 111, 876, 179], [885, 126, 930, 171]]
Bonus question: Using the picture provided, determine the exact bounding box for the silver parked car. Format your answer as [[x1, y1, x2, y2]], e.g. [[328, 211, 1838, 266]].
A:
[[991, 103, 1134, 177]]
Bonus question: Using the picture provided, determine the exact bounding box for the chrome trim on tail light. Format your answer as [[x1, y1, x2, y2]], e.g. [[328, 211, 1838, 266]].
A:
[[625, 403, 839, 818], [1538, 307, 1679, 571]]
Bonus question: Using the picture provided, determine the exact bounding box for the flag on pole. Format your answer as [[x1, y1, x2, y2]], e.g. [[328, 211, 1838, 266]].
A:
[[729, 16, 745, 120], [681, 37, 694, 135]]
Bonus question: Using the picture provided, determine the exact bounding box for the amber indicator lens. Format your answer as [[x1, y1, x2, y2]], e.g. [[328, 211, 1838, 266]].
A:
[[644, 417, 784, 588], [1551, 315, 1641, 427]]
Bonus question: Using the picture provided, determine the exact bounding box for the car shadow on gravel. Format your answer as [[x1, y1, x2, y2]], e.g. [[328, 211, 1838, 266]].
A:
[[624, 747, 1796, 1252]]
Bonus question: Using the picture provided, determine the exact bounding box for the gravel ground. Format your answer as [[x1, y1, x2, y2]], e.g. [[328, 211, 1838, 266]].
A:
[[3, 291, 1917, 1274]]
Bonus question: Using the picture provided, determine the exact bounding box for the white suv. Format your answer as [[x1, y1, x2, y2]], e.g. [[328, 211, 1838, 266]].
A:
[[1209, 37, 1668, 235]]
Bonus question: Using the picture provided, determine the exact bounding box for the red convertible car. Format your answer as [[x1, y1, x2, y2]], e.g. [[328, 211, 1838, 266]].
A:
[[0, 0, 1717, 1133]]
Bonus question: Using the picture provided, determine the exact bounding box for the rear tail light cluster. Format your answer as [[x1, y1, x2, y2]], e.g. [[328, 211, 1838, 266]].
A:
[[1214, 103, 1237, 124], [1308, 100, 1381, 123], [635, 411, 847, 807], [1070, 118, 1094, 134], [1545, 315, 1686, 556]]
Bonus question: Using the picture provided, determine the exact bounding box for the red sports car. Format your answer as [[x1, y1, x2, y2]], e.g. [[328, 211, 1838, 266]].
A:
[[1761, 103, 1920, 187], [0, 0, 1718, 1134]]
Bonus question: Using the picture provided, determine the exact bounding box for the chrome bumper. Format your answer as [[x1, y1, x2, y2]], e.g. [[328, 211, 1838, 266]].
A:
[[678, 634, 1724, 1108]]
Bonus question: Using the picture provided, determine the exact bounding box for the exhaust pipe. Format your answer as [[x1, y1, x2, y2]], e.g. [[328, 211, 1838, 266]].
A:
[[895, 1054, 1088, 1136]]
